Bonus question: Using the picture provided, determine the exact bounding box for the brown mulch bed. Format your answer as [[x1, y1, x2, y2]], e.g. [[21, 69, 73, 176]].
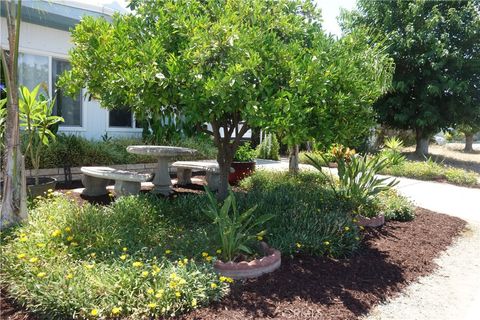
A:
[[0, 204, 466, 319]]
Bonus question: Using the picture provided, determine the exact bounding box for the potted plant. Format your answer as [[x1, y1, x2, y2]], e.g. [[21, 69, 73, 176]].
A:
[[204, 187, 280, 279], [19, 85, 64, 196], [229, 142, 256, 184]]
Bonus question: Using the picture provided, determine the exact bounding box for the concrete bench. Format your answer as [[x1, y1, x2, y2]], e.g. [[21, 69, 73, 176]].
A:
[[81, 166, 153, 197], [171, 161, 234, 191]]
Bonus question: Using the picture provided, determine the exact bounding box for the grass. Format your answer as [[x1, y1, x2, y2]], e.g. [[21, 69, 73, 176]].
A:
[[380, 159, 479, 187]]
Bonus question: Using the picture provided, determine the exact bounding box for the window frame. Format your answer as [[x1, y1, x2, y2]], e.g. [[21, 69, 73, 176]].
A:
[[106, 108, 143, 132], [9, 46, 87, 131]]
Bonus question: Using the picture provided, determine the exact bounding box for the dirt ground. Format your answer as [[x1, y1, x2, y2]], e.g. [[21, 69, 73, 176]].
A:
[[1, 209, 466, 320], [403, 143, 480, 174]]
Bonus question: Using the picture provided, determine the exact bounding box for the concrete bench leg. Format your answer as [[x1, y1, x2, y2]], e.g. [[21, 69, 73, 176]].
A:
[[114, 180, 141, 197], [205, 171, 220, 191], [176, 168, 193, 186], [81, 175, 109, 196]]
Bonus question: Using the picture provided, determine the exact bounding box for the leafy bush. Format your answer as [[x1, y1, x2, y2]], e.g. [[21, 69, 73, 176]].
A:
[[239, 171, 362, 257], [256, 133, 280, 160], [23, 134, 217, 169], [233, 142, 256, 162], [0, 195, 228, 319], [381, 160, 479, 187], [204, 188, 273, 262], [378, 190, 415, 221]]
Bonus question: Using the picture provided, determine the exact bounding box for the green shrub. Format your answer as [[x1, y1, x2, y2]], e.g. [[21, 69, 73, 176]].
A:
[[239, 171, 362, 257], [234, 142, 256, 162], [299, 151, 330, 166], [23, 134, 217, 169], [378, 190, 415, 221], [0, 195, 228, 319], [256, 134, 280, 160], [444, 167, 479, 186]]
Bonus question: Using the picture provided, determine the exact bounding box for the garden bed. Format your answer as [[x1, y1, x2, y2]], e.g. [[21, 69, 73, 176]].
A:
[[1, 208, 465, 320]]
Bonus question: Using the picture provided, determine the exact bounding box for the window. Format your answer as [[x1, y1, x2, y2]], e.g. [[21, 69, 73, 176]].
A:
[[52, 59, 82, 126], [109, 107, 133, 127], [18, 52, 49, 95]]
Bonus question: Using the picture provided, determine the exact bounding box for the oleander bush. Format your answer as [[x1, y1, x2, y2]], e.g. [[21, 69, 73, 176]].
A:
[[0, 194, 229, 319], [22, 134, 217, 169], [239, 171, 363, 257]]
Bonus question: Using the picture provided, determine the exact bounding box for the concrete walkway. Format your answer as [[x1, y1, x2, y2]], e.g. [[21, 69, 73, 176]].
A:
[[256, 158, 480, 320]]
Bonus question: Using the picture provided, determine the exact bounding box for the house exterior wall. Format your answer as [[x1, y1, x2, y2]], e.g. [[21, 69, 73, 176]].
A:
[[0, 18, 142, 140]]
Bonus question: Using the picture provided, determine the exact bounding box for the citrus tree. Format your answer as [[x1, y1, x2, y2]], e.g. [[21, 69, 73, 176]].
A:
[[61, 0, 393, 197]]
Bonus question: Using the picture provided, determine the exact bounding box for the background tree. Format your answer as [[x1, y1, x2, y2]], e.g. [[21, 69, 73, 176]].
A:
[[343, 0, 480, 157], [61, 0, 392, 197], [1, 0, 28, 229]]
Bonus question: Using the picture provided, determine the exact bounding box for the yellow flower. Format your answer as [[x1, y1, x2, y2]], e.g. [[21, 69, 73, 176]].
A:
[[19, 236, 28, 242], [111, 307, 121, 315], [70, 242, 78, 247], [225, 277, 234, 283], [201, 252, 209, 257], [257, 235, 263, 241], [216, 249, 222, 254], [90, 253, 96, 258], [205, 256, 213, 262], [296, 242, 302, 248], [120, 254, 127, 261], [47, 188, 53, 193], [219, 276, 227, 282], [36, 243, 46, 248], [122, 247, 128, 252], [344, 226, 350, 231], [210, 283, 218, 289], [153, 265, 161, 273], [65, 227, 72, 232], [90, 309, 98, 316], [169, 281, 177, 289], [141, 271, 149, 277], [132, 261, 143, 268], [148, 302, 157, 309], [84, 264, 95, 270], [51, 229, 62, 238], [169, 273, 178, 280], [147, 288, 154, 294], [178, 278, 187, 285], [323, 241, 330, 246], [29, 257, 39, 263], [65, 273, 74, 279], [175, 291, 181, 298], [165, 249, 172, 254], [67, 236, 74, 241], [17, 253, 26, 259], [155, 290, 164, 298], [183, 258, 189, 264], [191, 298, 197, 307], [37, 272, 47, 278]]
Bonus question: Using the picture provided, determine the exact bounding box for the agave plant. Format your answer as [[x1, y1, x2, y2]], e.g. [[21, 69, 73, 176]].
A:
[[306, 152, 398, 217]]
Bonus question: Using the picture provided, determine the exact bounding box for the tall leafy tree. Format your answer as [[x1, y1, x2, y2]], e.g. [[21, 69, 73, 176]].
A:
[[343, 0, 480, 156], [1, 0, 28, 228], [61, 0, 392, 197]]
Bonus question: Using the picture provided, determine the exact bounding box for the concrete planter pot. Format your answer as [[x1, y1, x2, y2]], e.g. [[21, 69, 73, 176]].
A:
[[27, 177, 57, 197], [357, 214, 385, 227], [214, 242, 281, 279], [229, 161, 256, 185]]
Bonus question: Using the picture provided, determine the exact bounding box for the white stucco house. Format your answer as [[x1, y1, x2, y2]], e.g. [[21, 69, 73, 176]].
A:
[[0, 0, 143, 140]]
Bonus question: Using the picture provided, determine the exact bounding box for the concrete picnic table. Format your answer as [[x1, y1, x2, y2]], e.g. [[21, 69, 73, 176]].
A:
[[126, 146, 197, 195]]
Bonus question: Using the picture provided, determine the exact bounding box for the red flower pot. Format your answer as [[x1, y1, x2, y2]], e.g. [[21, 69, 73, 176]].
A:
[[229, 161, 256, 185]]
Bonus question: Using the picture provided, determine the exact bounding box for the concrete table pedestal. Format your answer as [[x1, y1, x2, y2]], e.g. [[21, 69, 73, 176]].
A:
[[126, 146, 197, 196]]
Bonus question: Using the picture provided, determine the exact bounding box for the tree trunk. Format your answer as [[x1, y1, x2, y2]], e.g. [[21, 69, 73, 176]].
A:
[[415, 128, 429, 158], [464, 133, 474, 152], [216, 143, 234, 201], [1, 0, 27, 230], [288, 144, 299, 174]]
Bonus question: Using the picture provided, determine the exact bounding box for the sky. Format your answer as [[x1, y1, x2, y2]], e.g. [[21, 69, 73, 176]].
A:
[[72, 0, 358, 37]]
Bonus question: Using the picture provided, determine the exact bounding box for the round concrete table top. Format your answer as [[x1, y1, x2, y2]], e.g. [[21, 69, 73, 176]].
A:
[[126, 146, 197, 157]]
